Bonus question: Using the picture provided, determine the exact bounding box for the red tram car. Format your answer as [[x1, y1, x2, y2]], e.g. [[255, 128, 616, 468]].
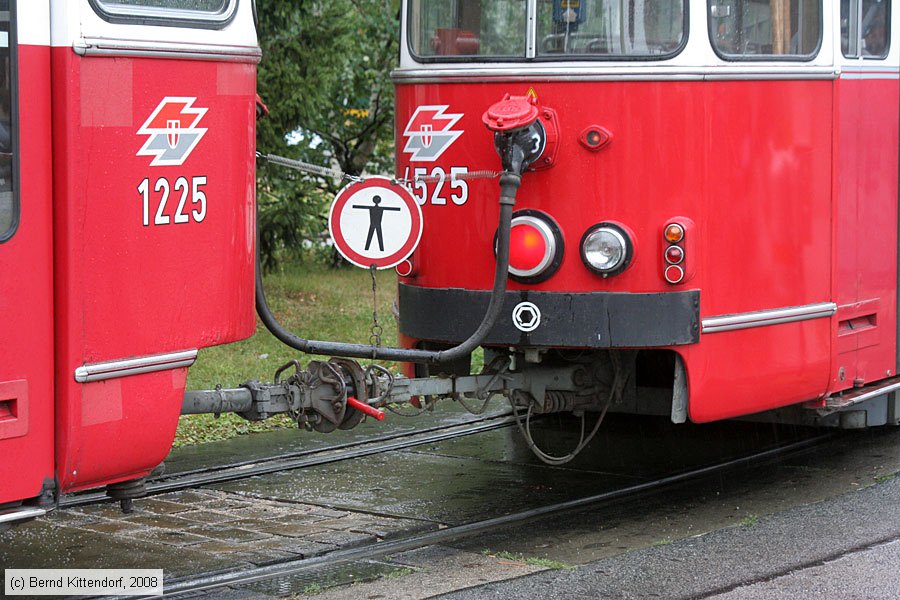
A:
[[0, 0, 258, 526], [394, 1, 900, 427]]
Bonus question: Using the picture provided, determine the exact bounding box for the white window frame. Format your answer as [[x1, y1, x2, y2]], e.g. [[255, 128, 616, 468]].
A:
[[89, 0, 238, 29]]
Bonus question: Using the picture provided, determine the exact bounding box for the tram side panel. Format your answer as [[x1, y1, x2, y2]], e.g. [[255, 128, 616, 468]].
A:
[[50, 50, 257, 493], [679, 79, 834, 421], [395, 78, 834, 422], [830, 72, 900, 398], [0, 10, 54, 506]]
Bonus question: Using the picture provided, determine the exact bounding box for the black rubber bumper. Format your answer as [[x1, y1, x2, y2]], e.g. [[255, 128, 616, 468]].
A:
[[399, 284, 700, 348]]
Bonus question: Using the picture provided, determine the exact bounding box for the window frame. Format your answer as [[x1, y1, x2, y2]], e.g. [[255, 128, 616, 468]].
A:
[[707, 0, 824, 62], [406, 0, 530, 64], [406, 0, 690, 64], [0, 0, 19, 245], [88, 0, 239, 30], [842, 0, 892, 60]]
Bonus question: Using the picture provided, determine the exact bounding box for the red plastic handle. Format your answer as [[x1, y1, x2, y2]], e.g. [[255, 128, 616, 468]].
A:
[[347, 396, 385, 421]]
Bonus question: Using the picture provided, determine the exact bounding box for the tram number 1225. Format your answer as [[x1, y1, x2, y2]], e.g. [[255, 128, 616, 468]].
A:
[[137, 176, 208, 227]]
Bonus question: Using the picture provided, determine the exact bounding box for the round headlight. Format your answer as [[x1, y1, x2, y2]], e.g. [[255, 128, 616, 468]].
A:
[[495, 210, 564, 284], [580, 223, 633, 276]]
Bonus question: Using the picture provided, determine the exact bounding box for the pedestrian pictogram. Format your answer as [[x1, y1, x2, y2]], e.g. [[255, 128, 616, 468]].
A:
[[328, 177, 423, 269], [354, 195, 401, 252]]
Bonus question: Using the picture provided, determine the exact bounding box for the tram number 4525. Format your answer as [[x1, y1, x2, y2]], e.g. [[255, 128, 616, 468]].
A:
[[401, 166, 469, 206], [137, 176, 208, 227]]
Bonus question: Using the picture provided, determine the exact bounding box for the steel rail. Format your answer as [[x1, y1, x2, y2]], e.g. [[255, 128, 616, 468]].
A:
[[59, 413, 516, 509], [152, 433, 834, 599]]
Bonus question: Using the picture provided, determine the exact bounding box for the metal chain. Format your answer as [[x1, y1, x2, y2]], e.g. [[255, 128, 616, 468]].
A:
[[368, 265, 383, 356], [257, 151, 500, 186]]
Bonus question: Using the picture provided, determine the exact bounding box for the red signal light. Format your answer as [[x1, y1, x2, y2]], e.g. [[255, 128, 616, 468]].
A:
[[510, 223, 549, 273], [665, 265, 685, 284], [665, 245, 684, 265], [496, 211, 564, 283]]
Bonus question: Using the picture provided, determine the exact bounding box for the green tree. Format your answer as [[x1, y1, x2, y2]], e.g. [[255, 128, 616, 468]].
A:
[[256, 1, 400, 270]]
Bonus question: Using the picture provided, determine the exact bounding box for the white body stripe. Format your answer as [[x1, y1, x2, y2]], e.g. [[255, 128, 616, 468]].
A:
[[16, 0, 51, 46], [839, 66, 900, 80]]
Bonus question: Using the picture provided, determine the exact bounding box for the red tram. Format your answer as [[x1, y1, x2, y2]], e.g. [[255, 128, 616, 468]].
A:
[[0, 0, 258, 525], [394, 1, 900, 427]]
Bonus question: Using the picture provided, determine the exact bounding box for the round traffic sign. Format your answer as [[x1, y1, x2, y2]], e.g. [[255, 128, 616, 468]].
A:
[[328, 177, 423, 270]]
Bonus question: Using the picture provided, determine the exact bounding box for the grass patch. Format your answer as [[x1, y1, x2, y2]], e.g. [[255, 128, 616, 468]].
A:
[[739, 514, 759, 527], [299, 582, 324, 595], [177, 264, 403, 446], [379, 566, 415, 580], [482, 549, 576, 570], [874, 473, 896, 483]]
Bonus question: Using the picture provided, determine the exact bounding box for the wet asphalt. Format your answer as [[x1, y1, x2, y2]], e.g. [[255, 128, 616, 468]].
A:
[[0, 403, 898, 598]]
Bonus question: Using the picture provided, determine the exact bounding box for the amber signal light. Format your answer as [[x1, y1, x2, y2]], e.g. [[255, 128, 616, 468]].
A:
[[664, 223, 684, 243]]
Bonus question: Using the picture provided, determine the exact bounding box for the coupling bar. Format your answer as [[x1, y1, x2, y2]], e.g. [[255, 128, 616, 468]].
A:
[[181, 388, 254, 414], [182, 363, 582, 424]]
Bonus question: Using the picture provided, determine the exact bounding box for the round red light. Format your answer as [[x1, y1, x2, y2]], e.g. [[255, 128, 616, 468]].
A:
[[510, 223, 548, 272], [395, 259, 415, 277], [665, 245, 684, 265], [664, 265, 685, 284]]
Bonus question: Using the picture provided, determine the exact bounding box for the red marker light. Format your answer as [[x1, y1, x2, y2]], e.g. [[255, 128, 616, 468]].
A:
[[395, 259, 416, 278], [665, 265, 685, 284], [665, 245, 684, 265]]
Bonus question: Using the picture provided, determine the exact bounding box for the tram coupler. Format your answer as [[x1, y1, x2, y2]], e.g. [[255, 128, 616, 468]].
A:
[[182, 355, 596, 432]]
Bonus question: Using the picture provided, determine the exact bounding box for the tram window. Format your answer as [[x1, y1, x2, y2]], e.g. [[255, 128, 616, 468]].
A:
[[90, 0, 237, 27], [408, 0, 528, 59], [709, 0, 822, 59], [842, 0, 890, 58], [536, 1, 686, 58], [0, 0, 14, 242]]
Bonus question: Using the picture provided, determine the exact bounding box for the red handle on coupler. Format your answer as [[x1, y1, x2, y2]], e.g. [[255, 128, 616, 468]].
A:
[[347, 396, 385, 421]]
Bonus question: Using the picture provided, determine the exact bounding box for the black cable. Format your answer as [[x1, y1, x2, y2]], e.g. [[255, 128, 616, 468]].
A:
[[255, 173, 521, 365]]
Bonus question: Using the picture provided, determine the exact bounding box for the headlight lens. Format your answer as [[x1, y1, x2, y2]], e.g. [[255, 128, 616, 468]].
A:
[[495, 210, 564, 284], [581, 223, 633, 276]]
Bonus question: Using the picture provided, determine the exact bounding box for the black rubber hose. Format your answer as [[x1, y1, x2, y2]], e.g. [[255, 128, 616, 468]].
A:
[[255, 173, 522, 365]]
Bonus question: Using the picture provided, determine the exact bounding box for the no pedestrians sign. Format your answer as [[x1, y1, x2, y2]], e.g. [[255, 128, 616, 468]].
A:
[[328, 177, 423, 269]]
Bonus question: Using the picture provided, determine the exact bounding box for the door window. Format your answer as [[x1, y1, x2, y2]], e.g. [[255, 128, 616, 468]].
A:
[[842, 0, 890, 58], [0, 0, 16, 243]]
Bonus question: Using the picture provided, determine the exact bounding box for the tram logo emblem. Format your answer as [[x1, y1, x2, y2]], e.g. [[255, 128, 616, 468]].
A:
[[138, 97, 208, 167], [402, 105, 463, 162]]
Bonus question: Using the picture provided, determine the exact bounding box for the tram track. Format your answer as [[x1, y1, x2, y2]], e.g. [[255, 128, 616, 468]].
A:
[[59, 412, 517, 510], [146, 432, 835, 599]]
